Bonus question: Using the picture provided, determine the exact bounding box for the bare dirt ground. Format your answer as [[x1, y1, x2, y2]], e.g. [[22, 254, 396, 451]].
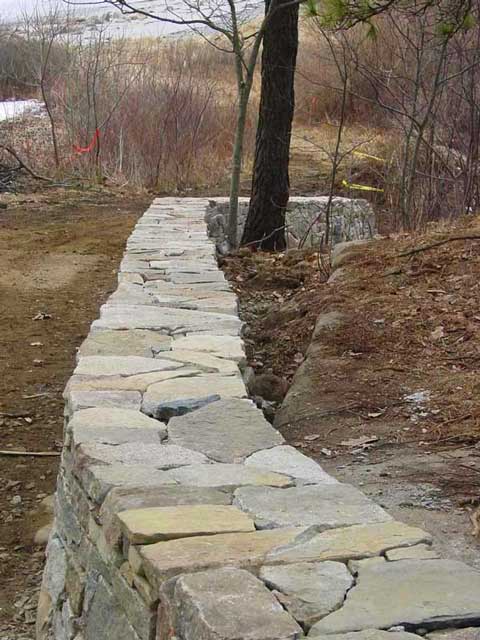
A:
[[222, 219, 480, 569], [2, 174, 479, 638], [0, 185, 147, 639]]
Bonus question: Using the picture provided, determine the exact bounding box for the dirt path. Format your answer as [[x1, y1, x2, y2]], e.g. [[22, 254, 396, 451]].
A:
[[0, 188, 147, 638]]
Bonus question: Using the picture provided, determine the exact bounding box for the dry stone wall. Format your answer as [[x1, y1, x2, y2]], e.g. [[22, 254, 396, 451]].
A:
[[37, 198, 480, 640], [205, 196, 376, 252]]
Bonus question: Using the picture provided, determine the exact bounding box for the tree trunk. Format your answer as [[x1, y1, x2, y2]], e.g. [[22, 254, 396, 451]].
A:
[[228, 86, 250, 246], [241, 0, 299, 250]]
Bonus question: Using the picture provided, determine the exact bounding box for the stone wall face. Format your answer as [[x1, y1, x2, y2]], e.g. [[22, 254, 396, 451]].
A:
[[37, 199, 480, 640], [205, 196, 376, 252]]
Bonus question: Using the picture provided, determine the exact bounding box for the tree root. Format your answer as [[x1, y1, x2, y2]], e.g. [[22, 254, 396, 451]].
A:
[[397, 233, 480, 257], [0, 144, 53, 183]]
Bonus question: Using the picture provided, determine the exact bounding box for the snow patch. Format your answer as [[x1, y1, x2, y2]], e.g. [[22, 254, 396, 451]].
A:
[[0, 100, 44, 122]]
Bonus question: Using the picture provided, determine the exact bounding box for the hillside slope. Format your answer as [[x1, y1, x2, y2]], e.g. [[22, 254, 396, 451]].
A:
[[223, 216, 480, 565]]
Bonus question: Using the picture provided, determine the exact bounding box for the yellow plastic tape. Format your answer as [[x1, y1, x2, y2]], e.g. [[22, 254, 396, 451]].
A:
[[352, 151, 386, 163], [342, 179, 384, 193]]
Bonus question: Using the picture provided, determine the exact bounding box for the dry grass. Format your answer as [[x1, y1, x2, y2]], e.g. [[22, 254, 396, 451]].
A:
[[290, 122, 389, 186], [0, 36, 258, 192], [4, 12, 477, 230]]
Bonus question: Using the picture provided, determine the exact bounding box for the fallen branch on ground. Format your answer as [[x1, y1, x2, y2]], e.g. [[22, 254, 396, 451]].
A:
[[397, 233, 480, 257], [242, 225, 287, 249], [0, 145, 53, 183], [0, 450, 60, 457]]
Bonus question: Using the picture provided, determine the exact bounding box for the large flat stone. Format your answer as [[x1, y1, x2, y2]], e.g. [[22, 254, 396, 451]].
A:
[[118, 272, 144, 285], [234, 484, 391, 530], [126, 253, 222, 266], [309, 631, 423, 640], [69, 408, 167, 447], [127, 241, 208, 251], [78, 329, 171, 358], [67, 367, 200, 393], [143, 280, 223, 297], [427, 630, 480, 640], [348, 557, 386, 575], [245, 445, 337, 485], [80, 464, 177, 504], [35, 537, 68, 640], [72, 424, 165, 447], [127, 242, 211, 252], [140, 528, 305, 588], [311, 311, 348, 340], [331, 240, 369, 269], [149, 259, 218, 272], [127, 241, 210, 252], [42, 537, 67, 604], [142, 375, 246, 420], [168, 399, 283, 463], [75, 355, 183, 377], [172, 335, 245, 362], [149, 290, 237, 315], [107, 283, 156, 307], [83, 575, 140, 640], [168, 271, 227, 285], [266, 521, 432, 564], [93, 305, 242, 335], [68, 407, 164, 430], [111, 569, 156, 640], [55, 489, 84, 548], [117, 504, 255, 544], [163, 567, 302, 640], [313, 559, 480, 633], [260, 561, 353, 628], [385, 543, 440, 561], [66, 390, 142, 414], [69, 408, 166, 446], [57, 468, 91, 531], [163, 463, 293, 488], [64, 555, 85, 616], [100, 486, 232, 547], [77, 442, 208, 469], [145, 274, 228, 286], [89, 511, 128, 568], [155, 350, 239, 374]]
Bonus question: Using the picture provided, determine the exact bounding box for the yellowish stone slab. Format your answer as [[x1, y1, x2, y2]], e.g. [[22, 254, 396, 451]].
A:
[[66, 368, 199, 393], [140, 527, 305, 589], [267, 521, 432, 564], [118, 504, 255, 544]]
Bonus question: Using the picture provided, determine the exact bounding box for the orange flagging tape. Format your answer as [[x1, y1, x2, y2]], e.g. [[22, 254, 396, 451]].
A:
[[73, 128, 100, 154]]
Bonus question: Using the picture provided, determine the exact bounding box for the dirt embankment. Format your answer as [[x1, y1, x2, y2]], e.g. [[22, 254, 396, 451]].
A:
[[0, 187, 147, 639], [222, 219, 480, 568]]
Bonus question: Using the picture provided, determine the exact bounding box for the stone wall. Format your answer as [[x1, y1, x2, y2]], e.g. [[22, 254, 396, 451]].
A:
[[205, 196, 376, 252], [37, 198, 480, 640]]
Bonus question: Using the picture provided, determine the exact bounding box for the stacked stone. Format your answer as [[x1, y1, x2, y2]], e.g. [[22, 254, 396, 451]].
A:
[[37, 198, 480, 640], [205, 196, 376, 250]]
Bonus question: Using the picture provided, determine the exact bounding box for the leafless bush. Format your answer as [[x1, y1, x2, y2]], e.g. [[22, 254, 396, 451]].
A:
[[295, 22, 385, 125], [296, 2, 480, 230], [0, 32, 36, 98], [0, 22, 68, 100], [8, 29, 256, 191]]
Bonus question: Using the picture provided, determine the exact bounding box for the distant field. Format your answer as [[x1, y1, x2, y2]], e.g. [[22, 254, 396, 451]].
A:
[[2, 0, 263, 40]]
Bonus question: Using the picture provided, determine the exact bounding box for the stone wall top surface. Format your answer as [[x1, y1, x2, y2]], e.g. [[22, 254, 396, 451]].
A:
[[37, 198, 480, 640]]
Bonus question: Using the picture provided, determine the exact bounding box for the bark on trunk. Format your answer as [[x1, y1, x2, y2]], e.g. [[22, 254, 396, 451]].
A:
[[241, 0, 299, 250], [228, 87, 250, 246]]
